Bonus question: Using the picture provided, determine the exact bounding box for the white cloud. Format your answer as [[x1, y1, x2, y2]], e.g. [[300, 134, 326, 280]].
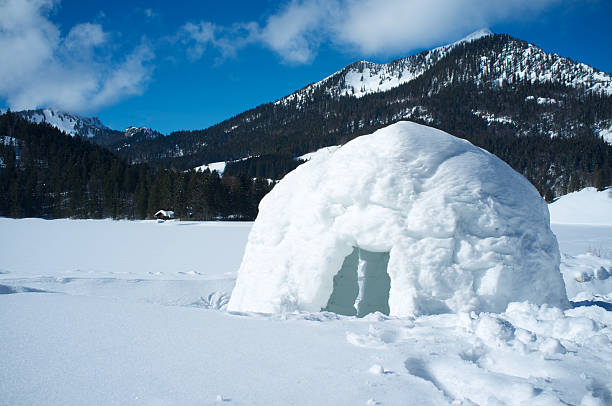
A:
[[179, 21, 258, 62], [177, 0, 560, 65], [257, 0, 338, 64], [0, 0, 154, 113], [332, 0, 561, 55], [143, 8, 158, 19], [64, 22, 107, 51], [181, 22, 216, 60], [253, 0, 561, 63]]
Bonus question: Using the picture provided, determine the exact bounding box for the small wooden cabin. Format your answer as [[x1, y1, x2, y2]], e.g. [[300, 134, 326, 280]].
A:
[[154, 210, 175, 220]]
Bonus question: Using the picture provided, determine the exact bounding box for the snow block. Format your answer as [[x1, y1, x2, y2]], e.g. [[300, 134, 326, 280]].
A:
[[228, 121, 568, 316]]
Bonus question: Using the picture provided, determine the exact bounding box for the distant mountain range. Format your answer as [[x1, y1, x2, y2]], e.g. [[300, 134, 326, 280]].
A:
[[7, 29, 612, 197], [14, 108, 112, 138], [10, 108, 163, 148]]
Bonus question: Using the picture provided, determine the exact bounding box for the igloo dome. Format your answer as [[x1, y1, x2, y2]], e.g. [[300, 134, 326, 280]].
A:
[[227, 121, 568, 317]]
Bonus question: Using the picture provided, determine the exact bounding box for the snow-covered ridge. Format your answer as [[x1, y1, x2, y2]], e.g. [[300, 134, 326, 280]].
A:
[[9, 108, 164, 141], [15, 108, 109, 138], [275, 28, 612, 108], [276, 29, 493, 105], [471, 40, 612, 95], [124, 126, 161, 139]]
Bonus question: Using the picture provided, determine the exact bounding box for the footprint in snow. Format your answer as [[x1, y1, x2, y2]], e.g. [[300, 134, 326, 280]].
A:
[[404, 357, 452, 400]]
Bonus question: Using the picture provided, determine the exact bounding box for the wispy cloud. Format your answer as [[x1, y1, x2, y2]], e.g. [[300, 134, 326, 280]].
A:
[[257, 0, 337, 64], [0, 0, 564, 114], [178, 21, 258, 63], [143, 8, 158, 19], [0, 0, 154, 113], [179, 0, 562, 65], [329, 0, 561, 56]]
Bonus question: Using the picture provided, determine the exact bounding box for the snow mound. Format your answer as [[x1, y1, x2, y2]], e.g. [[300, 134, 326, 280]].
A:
[[549, 187, 612, 226], [228, 122, 568, 316]]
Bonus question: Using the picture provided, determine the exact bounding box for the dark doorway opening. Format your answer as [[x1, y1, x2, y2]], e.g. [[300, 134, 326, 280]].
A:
[[323, 247, 391, 317]]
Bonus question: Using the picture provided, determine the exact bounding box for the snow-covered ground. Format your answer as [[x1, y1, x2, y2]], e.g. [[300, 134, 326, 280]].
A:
[[193, 161, 227, 175], [1, 214, 611, 405], [549, 187, 612, 308], [549, 187, 612, 226]]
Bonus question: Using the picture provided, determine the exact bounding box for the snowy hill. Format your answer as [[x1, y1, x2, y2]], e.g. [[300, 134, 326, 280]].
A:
[[549, 187, 612, 225]]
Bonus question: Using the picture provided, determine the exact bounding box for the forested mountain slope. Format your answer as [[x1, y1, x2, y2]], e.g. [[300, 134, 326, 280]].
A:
[[111, 32, 612, 197], [0, 112, 271, 219]]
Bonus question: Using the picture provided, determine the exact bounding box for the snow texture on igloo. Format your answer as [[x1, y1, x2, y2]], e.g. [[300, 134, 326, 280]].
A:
[[227, 121, 568, 317]]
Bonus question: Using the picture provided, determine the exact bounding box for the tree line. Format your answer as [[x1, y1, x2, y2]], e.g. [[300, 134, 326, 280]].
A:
[[0, 112, 272, 220]]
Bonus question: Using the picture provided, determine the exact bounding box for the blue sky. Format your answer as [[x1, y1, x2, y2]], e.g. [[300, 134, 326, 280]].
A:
[[1, 0, 611, 134]]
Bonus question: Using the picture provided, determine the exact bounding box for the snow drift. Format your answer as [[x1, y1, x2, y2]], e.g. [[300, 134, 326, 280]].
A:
[[228, 121, 568, 317], [549, 187, 612, 226]]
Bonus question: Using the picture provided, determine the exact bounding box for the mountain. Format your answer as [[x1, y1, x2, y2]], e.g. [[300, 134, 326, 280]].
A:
[[278, 28, 611, 105], [14, 108, 112, 138], [125, 126, 162, 139], [0, 111, 271, 220], [10, 108, 164, 149], [109, 30, 611, 197]]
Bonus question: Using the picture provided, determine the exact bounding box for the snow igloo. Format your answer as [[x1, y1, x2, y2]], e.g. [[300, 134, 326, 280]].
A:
[[227, 121, 568, 317]]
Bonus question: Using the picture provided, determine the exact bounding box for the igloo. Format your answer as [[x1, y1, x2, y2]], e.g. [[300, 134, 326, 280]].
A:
[[227, 121, 568, 317]]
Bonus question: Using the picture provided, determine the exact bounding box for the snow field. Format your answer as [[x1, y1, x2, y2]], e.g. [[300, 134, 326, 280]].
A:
[[549, 187, 612, 226], [0, 217, 611, 405]]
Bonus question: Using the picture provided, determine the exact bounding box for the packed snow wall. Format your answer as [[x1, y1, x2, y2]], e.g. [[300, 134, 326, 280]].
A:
[[227, 121, 568, 317]]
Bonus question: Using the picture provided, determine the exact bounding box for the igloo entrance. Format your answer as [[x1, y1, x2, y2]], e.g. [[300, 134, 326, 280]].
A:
[[323, 247, 391, 317], [228, 121, 569, 316]]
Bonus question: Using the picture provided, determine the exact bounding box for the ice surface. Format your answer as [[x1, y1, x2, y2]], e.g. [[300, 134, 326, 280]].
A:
[[229, 121, 568, 316]]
